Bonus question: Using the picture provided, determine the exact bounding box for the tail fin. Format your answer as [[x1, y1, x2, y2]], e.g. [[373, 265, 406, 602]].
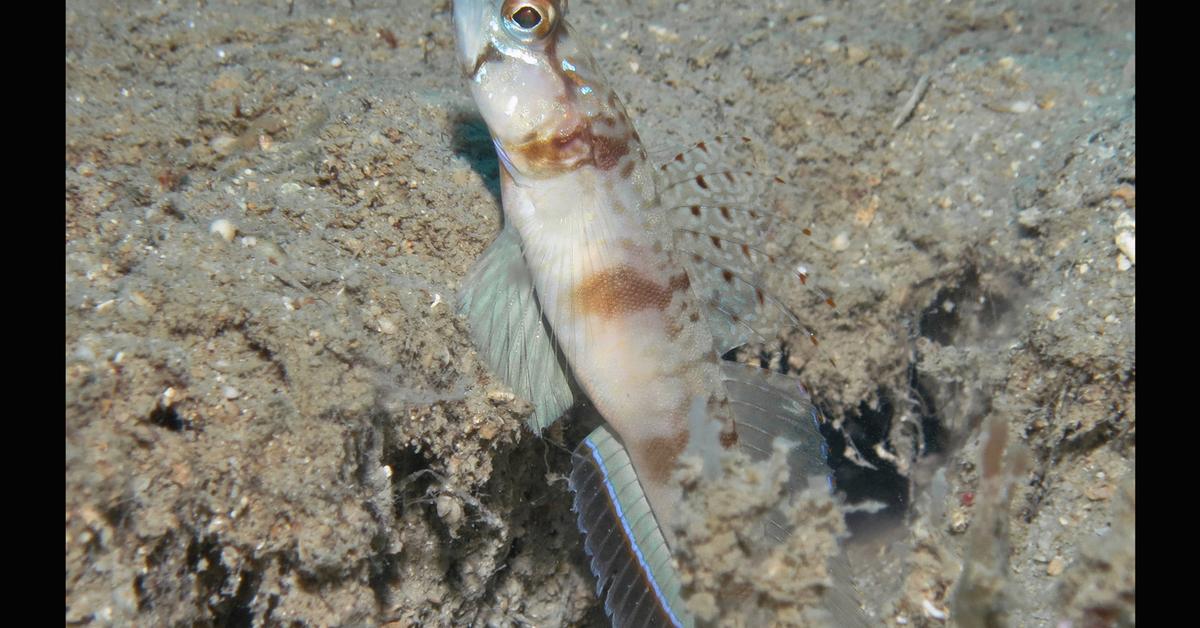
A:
[[569, 425, 693, 628]]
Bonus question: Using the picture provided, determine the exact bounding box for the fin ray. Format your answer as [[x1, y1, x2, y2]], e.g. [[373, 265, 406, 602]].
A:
[[569, 426, 693, 628], [457, 226, 575, 431]]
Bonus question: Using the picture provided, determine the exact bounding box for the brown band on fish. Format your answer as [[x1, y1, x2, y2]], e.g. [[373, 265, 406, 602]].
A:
[[510, 123, 635, 175], [574, 265, 689, 320], [638, 431, 689, 484]]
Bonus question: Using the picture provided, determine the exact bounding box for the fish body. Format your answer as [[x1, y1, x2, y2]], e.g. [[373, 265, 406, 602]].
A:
[[452, 2, 864, 625], [455, 0, 730, 532]]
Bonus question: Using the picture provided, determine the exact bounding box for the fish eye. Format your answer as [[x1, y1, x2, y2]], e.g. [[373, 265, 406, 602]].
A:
[[511, 6, 541, 29], [501, 0, 557, 39]]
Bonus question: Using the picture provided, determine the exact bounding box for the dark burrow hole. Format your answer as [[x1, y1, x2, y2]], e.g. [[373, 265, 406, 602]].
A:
[[370, 446, 436, 606], [825, 267, 1018, 537], [185, 533, 262, 625], [821, 376, 943, 538], [147, 404, 186, 431], [919, 266, 1017, 347]]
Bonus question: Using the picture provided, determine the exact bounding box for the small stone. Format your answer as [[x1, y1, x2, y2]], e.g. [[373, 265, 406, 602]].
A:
[[1046, 556, 1065, 576], [1111, 185, 1135, 207], [646, 24, 679, 42], [377, 317, 397, 335], [487, 390, 515, 404], [329, 56, 343, 68], [210, 218, 237, 242], [435, 495, 463, 527], [997, 56, 1016, 70], [222, 386, 241, 400], [1017, 207, 1043, 228], [831, 232, 851, 252], [1114, 231, 1135, 264], [210, 134, 238, 155], [854, 195, 879, 226], [1007, 100, 1036, 114], [1085, 483, 1115, 501], [846, 45, 870, 65], [1116, 253, 1131, 271], [129, 291, 155, 313], [948, 508, 969, 534]]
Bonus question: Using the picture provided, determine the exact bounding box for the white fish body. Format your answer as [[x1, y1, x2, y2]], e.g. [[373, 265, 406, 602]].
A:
[[452, 2, 867, 625]]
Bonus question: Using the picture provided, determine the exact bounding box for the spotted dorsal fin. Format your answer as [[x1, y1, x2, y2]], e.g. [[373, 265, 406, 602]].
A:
[[655, 137, 837, 361], [569, 425, 692, 628], [457, 226, 575, 431]]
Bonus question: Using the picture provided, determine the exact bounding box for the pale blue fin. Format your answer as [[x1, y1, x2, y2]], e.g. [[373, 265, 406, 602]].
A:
[[569, 425, 693, 628], [722, 362, 828, 485], [457, 226, 574, 432], [722, 361, 874, 626]]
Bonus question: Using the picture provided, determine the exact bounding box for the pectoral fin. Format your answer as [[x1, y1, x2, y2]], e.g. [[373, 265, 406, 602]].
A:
[[458, 226, 574, 432]]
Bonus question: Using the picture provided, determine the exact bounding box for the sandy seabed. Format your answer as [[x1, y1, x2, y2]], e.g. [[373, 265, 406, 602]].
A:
[[67, 1, 1133, 625]]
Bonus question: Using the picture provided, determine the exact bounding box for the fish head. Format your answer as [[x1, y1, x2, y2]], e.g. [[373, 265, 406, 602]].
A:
[[453, 0, 641, 179]]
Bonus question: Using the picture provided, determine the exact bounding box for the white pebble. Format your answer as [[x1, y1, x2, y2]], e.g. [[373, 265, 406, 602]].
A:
[[1116, 253, 1131, 272], [209, 218, 237, 242], [1114, 231, 1135, 264], [222, 386, 241, 400], [1007, 100, 1035, 114], [922, 598, 948, 620], [329, 56, 343, 68], [1017, 207, 1042, 228], [378, 318, 397, 335], [210, 134, 238, 155], [831, 232, 850, 252]]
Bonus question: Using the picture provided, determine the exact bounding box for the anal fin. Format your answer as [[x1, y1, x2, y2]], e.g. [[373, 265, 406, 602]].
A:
[[569, 425, 692, 628], [457, 226, 574, 432]]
